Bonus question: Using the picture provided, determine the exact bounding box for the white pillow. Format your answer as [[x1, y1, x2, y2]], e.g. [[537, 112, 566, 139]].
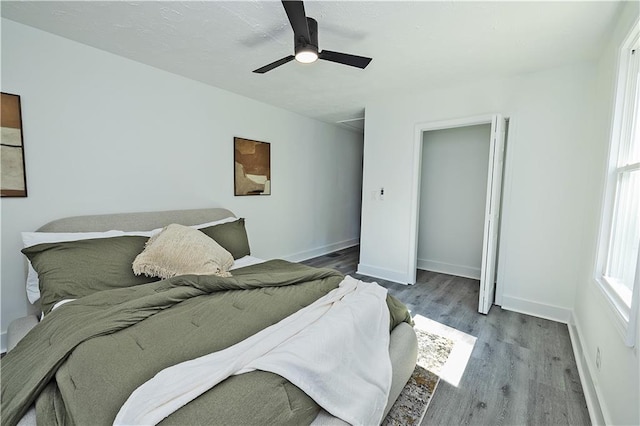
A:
[[21, 217, 239, 303], [132, 224, 234, 279], [142, 217, 239, 237], [190, 216, 238, 229]]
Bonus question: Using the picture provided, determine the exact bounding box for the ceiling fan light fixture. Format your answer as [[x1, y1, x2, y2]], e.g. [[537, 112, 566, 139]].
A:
[[295, 48, 318, 64]]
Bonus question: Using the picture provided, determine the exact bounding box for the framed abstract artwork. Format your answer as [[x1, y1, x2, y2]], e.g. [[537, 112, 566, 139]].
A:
[[1, 92, 27, 197], [234, 137, 271, 196]]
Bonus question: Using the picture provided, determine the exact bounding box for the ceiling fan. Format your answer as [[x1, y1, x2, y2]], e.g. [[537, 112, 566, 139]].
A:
[[253, 0, 372, 74]]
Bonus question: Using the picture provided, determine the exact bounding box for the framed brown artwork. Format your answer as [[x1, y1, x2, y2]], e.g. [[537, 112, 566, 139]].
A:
[[1, 92, 27, 197], [234, 137, 271, 196]]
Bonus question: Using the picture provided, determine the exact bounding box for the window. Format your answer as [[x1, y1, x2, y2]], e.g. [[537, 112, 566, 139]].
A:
[[596, 24, 639, 347]]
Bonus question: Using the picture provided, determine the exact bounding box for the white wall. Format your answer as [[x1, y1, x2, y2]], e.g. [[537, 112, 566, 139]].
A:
[[571, 2, 640, 425], [417, 124, 490, 279], [0, 19, 364, 350], [360, 62, 596, 322]]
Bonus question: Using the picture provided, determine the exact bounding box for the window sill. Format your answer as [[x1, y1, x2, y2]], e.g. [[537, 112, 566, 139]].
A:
[[594, 276, 635, 347]]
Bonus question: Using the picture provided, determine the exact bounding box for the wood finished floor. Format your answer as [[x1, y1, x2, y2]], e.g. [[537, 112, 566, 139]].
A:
[[302, 246, 591, 426]]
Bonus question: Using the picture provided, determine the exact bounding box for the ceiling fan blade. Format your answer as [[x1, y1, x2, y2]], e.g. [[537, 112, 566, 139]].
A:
[[281, 0, 310, 41], [253, 55, 295, 74], [319, 50, 372, 69]]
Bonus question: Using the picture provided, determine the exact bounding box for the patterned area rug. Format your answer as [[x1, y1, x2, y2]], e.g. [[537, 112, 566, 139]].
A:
[[382, 328, 455, 426]]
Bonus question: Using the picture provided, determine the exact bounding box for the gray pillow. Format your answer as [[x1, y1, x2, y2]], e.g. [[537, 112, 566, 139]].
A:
[[22, 236, 155, 315], [200, 218, 251, 259]]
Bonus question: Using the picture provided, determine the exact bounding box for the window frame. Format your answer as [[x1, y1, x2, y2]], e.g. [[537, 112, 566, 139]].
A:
[[595, 22, 640, 348]]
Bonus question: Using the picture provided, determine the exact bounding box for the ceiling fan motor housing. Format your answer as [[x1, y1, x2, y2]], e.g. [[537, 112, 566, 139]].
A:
[[295, 17, 319, 57]]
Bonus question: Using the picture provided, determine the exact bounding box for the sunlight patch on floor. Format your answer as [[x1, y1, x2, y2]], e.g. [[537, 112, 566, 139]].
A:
[[413, 314, 476, 387]]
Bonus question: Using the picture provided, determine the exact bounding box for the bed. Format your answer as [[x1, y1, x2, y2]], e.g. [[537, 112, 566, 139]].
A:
[[2, 207, 418, 426]]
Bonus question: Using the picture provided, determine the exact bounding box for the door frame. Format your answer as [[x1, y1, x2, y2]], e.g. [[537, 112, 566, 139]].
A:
[[407, 114, 507, 312]]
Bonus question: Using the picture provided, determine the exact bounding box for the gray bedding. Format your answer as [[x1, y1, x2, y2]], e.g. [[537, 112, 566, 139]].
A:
[[1, 260, 411, 426]]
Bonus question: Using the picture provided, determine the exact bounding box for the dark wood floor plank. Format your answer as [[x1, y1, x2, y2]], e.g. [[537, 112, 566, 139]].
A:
[[301, 246, 590, 425]]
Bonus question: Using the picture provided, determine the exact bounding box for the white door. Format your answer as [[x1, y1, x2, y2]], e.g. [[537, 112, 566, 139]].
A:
[[478, 115, 506, 314]]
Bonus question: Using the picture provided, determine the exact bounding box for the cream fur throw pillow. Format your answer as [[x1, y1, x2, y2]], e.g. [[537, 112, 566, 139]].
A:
[[133, 224, 234, 279]]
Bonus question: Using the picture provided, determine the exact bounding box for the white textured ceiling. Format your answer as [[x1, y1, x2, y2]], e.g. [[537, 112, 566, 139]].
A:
[[1, 1, 622, 129]]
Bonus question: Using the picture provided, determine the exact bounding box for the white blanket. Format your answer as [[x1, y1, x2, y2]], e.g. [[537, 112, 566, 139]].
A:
[[114, 276, 392, 426]]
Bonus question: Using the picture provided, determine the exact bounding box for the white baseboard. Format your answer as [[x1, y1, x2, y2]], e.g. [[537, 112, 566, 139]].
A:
[[1, 331, 6, 354], [282, 238, 359, 263], [568, 312, 607, 425], [500, 295, 572, 323], [356, 263, 410, 285], [417, 259, 481, 280]]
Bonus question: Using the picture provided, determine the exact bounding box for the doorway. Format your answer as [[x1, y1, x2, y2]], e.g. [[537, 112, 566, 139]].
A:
[[408, 114, 507, 314], [417, 123, 491, 280]]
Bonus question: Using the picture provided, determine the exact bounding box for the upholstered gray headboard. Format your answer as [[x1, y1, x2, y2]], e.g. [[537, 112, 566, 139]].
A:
[[36, 208, 236, 232]]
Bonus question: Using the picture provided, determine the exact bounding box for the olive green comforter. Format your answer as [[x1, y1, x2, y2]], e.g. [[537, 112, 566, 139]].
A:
[[1, 260, 411, 426]]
